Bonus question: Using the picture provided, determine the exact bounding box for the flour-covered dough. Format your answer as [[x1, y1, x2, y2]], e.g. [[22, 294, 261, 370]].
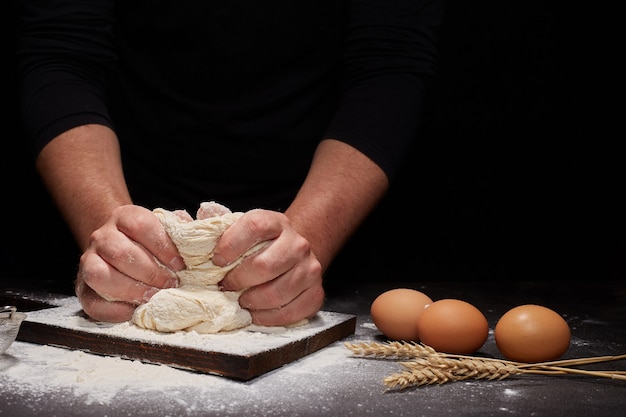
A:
[[131, 201, 267, 333], [132, 286, 252, 333]]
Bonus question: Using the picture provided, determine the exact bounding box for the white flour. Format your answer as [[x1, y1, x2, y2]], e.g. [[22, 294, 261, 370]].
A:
[[0, 338, 355, 408], [0, 294, 360, 413]]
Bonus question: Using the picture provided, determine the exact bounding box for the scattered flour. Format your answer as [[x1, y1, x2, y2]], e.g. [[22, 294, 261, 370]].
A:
[[0, 337, 354, 408], [2, 343, 225, 405], [0, 293, 359, 414]]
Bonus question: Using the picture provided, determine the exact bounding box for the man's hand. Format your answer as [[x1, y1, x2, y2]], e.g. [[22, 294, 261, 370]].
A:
[[75, 205, 185, 322], [215, 209, 325, 326]]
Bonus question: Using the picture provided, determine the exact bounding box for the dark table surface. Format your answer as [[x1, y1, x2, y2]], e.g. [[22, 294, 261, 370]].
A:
[[1, 280, 625, 417]]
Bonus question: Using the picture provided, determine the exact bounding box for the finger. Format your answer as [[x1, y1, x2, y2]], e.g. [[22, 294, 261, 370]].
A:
[[235, 247, 321, 309], [213, 209, 283, 266], [248, 285, 325, 327], [89, 226, 179, 290], [114, 206, 185, 272], [219, 228, 309, 291], [79, 251, 161, 305], [75, 273, 138, 323]]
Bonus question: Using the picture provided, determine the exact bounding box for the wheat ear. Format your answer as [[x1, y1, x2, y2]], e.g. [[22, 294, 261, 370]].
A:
[[344, 341, 626, 390]]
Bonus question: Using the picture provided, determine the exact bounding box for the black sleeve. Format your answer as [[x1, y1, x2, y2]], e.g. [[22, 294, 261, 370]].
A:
[[324, 0, 444, 181], [15, 0, 117, 157]]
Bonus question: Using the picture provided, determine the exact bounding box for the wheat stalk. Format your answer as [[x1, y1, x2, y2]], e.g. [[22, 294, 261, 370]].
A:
[[384, 356, 522, 388], [344, 341, 437, 359], [344, 341, 626, 390]]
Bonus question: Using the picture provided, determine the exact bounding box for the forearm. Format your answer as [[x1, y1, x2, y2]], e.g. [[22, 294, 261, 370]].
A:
[[285, 139, 389, 272], [35, 124, 133, 250]]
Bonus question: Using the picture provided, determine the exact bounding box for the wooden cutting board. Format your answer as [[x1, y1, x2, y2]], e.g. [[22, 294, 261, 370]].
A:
[[1, 289, 356, 381]]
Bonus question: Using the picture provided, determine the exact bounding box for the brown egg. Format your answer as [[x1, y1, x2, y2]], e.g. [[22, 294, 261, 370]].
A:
[[495, 304, 570, 363], [416, 299, 489, 354], [370, 288, 433, 341]]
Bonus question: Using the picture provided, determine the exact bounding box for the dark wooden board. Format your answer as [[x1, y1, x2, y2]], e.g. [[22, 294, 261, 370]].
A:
[[1, 289, 356, 381]]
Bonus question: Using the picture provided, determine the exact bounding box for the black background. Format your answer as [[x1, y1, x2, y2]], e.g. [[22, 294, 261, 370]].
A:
[[2, 2, 622, 294]]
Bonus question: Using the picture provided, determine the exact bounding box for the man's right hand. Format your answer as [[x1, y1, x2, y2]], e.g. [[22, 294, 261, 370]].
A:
[[75, 205, 185, 322]]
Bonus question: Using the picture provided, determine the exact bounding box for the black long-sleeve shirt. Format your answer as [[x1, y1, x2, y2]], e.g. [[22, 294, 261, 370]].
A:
[[16, 0, 443, 213]]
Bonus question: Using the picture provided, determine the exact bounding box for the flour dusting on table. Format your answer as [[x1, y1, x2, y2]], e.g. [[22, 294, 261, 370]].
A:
[[0, 339, 353, 408]]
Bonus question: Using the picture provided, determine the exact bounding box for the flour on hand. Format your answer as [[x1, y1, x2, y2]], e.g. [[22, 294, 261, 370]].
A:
[[131, 201, 268, 333]]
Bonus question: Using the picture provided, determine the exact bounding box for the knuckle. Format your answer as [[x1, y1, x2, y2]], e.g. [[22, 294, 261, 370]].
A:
[[291, 234, 311, 257], [88, 227, 107, 247], [142, 265, 167, 287], [79, 253, 108, 286], [244, 210, 273, 234], [308, 258, 323, 278], [265, 287, 290, 309], [246, 250, 274, 275], [125, 211, 153, 233]]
